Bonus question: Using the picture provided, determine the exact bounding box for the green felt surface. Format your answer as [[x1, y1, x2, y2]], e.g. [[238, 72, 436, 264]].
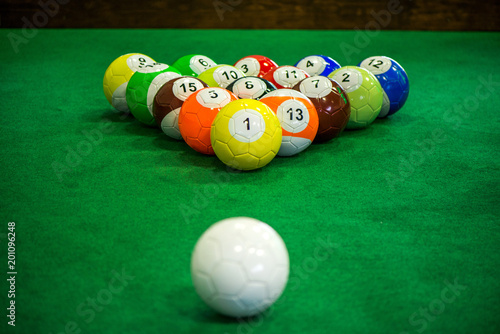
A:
[[0, 29, 499, 334]]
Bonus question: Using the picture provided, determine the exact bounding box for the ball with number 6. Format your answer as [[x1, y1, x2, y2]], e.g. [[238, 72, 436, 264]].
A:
[[358, 56, 409, 117], [172, 54, 217, 77], [260, 89, 319, 156], [153, 76, 208, 140], [233, 55, 278, 78], [197, 65, 245, 88], [178, 87, 238, 155], [262, 66, 309, 89], [226, 76, 276, 100]]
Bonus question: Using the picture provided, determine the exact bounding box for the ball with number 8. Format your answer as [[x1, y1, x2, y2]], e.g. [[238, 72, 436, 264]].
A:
[[260, 89, 319, 156], [197, 65, 245, 89], [226, 76, 276, 100], [233, 55, 279, 78], [262, 66, 310, 89], [178, 87, 238, 155], [172, 54, 218, 77], [211, 99, 282, 170]]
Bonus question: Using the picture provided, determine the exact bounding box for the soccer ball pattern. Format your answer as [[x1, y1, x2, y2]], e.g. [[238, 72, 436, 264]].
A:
[[211, 99, 282, 170], [197, 65, 245, 88], [263, 66, 310, 89], [103, 53, 156, 112], [179, 87, 238, 155], [191, 217, 289, 318], [153, 76, 208, 139], [295, 55, 341, 77], [260, 89, 319, 156], [358, 56, 409, 117], [234, 55, 279, 78], [226, 76, 277, 100], [126, 64, 181, 125], [172, 54, 217, 77], [329, 66, 383, 129], [293, 76, 351, 142]]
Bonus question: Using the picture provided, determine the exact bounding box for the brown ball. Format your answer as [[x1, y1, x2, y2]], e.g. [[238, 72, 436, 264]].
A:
[[292, 76, 350, 142], [153, 76, 208, 140]]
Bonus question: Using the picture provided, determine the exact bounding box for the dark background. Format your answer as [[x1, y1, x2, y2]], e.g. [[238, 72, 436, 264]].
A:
[[1, 0, 499, 31]]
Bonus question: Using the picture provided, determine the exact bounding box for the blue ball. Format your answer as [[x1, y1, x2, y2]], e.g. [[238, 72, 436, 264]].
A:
[[295, 55, 341, 77], [358, 56, 409, 117]]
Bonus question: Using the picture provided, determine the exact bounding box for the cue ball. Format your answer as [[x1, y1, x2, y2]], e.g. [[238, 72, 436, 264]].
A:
[[153, 76, 208, 139], [292, 76, 351, 142], [358, 56, 409, 117], [211, 99, 282, 170], [191, 217, 289, 318], [262, 66, 309, 89], [178, 87, 238, 155]]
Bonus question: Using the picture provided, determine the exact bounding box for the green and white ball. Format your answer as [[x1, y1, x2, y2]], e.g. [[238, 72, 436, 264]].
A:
[[329, 66, 383, 129], [126, 63, 181, 126], [172, 54, 217, 77]]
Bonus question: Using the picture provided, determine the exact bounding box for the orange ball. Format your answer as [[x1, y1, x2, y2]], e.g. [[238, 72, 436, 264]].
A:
[[178, 87, 238, 155], [260, 89, 319, 156]]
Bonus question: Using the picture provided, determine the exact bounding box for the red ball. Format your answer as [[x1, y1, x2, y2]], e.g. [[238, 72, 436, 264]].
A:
[[178, 87, 238, 155], [153, 76, 208, 140], [234, 55, 278, 78], [292, 76, 351, 142], [263, 66, 309, 89]]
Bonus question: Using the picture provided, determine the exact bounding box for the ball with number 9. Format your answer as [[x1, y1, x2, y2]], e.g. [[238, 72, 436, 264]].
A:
[[260, 89, 319, 156], [178, 87, 238, 155], [197, 65, 246, 89]]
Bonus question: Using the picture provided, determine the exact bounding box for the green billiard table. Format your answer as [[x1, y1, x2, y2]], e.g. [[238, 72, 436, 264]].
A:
[[0, 29, 499, 334]]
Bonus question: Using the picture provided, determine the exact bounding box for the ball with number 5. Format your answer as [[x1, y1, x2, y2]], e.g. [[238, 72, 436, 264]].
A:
[[197, 65, 245, 89], [260, 89, 319, 156], [178, 87, 238, 155], [263, 66, 309, 89], [358, 56, 409, 117]]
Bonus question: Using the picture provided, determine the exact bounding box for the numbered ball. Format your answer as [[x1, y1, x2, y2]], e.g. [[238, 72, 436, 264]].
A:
[[179, 87, 238, 155], [211, 99, 282, 171], [172, 54, 217, 77], [329, 66, 383, 129], [260, 89, 318, 156], [126, 64, 181, 126], [197, 65, 245, 88], [226, 76, 276, 100], [295, 55, 341, 77], [358, 56, 409, 117], [262, 66, 309, 89], [292, 76, 350, 142], [234, 55, 279, 78], [153, 76, 208, 140], [103, 53, 156, 112], [191, 217, 289, 318]]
